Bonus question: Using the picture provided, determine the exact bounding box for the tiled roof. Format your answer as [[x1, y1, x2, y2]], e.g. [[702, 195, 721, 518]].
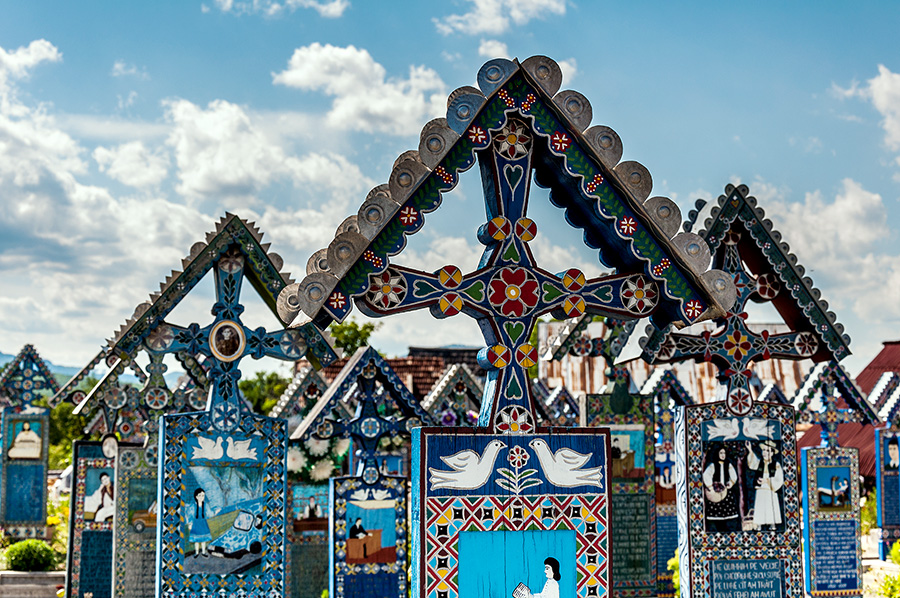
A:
[[856, 340, 900, 396], [540, 320, 813, 402], [797, 423, 877, 477], [314, 351, 473, 401]]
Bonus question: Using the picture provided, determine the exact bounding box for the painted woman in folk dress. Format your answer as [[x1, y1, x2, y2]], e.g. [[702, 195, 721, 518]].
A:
[[702, 445, 741, 532]]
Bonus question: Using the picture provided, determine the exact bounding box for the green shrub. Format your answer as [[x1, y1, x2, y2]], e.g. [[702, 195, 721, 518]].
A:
[[5, 539, 55, 571], [880, 573, 900, 598], [861, 495, 877, 536], [667, 549, 679, 594], [891, 539, 900, 566]]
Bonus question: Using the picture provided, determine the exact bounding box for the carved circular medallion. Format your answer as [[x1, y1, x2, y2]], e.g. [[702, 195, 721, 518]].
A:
[[488, 267, 539, 318], [620, 275, 658, 315], [101, 434, 118, 459], [360, 417, 381, 439], [362, 466, 380, 485], [104, 387, 128, 409], [145, 387, 169, 410], [146, 324, 175, 351], [119, 449, 138, 470], [366, 269, 407, 310], [279, 330, 307, 359]]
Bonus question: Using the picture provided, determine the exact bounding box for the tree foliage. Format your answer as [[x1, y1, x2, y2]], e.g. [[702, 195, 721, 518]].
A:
[[329, 319, 380, 355], [239, 371, 290, 414]]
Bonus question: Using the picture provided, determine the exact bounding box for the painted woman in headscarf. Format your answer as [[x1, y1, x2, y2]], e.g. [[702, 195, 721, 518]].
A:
[[702, 444, 740, 532]]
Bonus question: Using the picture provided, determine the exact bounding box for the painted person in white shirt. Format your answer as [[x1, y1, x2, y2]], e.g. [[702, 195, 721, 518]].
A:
[[528, 557, 560, 598]]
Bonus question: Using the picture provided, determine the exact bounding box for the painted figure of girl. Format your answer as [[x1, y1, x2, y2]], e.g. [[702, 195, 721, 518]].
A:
[[527, 557, 560, 598], [190, 488, 213, 557], [702, 445, 740, 532], [745, 439, 783, 530]]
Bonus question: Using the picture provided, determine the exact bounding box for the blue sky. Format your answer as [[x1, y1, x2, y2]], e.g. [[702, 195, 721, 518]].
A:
[[1, 0, 900, 381]]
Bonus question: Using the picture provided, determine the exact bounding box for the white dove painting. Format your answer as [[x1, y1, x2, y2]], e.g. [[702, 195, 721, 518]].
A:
[[528, 439, 604, 488], [704, 418, 742, 441], [429, 440, 507, 491], [191, 436, 224, 460]]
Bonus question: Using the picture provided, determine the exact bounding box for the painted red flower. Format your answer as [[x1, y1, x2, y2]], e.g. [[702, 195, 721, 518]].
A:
[[507, 445, 530, 468], [723, 331, 752, 361], [620, 275, 658, 314], [367, 269, 407, 309], [488, 267, 539, 317]]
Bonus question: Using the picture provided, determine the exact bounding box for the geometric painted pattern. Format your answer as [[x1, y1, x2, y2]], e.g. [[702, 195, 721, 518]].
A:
[[676, 401, 802, 598], [65, 441, 121, 598], [113, 443, 159, 598], [331, 475, 407, 598], [801, 446, 862, 597], [157, 410, 288, 598], [424, 494, 608, 598]]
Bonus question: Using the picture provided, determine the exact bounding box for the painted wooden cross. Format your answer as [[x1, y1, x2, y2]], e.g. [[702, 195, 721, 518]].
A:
[[795, 362, 874, 597], [101, 215, 336, 598], [0, 344, 58, 540], [293, 346, 433, 598], [645, 225, 820, 416], [278, 56, 734, 598], [794, 361, 877, 449], [359, 117, 664, 433], [669, 184, 853, 598]]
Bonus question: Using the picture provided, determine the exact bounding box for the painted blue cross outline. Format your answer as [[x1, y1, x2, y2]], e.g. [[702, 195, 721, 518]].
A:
[[651, 230, 819, 416], [359, 117, 662, 432], [142, 247, 316, 430]]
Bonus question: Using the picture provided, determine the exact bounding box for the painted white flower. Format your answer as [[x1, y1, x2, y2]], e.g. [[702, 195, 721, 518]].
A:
[[333, 438, 351, 456], [310, 458, 334, 481], [287, 447, 306, 472], [306, 437, 330, 456]]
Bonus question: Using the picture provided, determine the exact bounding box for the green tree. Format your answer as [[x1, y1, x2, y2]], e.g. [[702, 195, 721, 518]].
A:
[[239, 371, 290, 414], [329, 319, 380, 355]]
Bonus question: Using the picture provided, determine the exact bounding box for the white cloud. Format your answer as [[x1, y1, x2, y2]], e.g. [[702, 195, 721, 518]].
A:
[[56, 114, 170, 142], [478, 39, 509, 58], [117, 90, 138, 110], [0, 39, 60, 83], [212, 0, 348, 18], [837, 65, 900, 154], [434, 0, 565, 36], [111, 60, 148, 79], [164, 97, 372, 207], [760, 177, 900, 324], [272, 43, 446, 135], [93, 141, 170, 188], [557, 58, 577, 86]]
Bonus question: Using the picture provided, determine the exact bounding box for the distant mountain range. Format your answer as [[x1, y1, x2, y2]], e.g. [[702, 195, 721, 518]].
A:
[[0, 350, 183, 388]]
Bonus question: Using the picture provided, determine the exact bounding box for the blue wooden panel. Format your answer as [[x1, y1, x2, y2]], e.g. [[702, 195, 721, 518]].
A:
[[876, 429, 900, 559]]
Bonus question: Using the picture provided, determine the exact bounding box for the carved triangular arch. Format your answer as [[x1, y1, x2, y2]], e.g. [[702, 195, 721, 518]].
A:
[[421, 363, 483, 425], [641, 184, 849, 415], [0, 344, 59, 407]]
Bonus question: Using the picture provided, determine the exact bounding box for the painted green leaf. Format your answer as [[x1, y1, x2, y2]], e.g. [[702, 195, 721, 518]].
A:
[[504, 321, 525, 343], [502, 242, 520, 262], [507, 375, 522, 399], [593, 285, 613, 303], [542, 282, 564, 303], [414, 280, 439, 297], [461, 280, 485, 302], [504, 164, 523, 190]]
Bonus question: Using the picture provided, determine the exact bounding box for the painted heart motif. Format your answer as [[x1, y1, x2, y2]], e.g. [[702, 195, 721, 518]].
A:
[[504, 164, 524, 190]]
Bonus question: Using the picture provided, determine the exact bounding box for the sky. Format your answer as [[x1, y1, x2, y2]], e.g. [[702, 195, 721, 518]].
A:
[[1, 0, 900, 382]]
